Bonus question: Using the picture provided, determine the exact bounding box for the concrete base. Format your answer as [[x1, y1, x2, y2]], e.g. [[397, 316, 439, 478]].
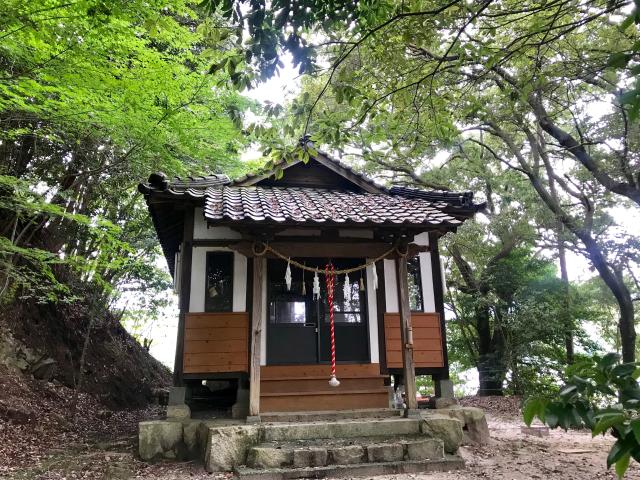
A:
[[232, 387, 250, 419], [166, 403, 191, 419], [139, 409, 472, 473], [168, 386, 187, 405]]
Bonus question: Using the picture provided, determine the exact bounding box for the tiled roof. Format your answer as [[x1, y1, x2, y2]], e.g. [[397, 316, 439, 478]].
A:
[[203, 186, 464, 227], [231, 149, 385, 193], [138, 173, 229, 196]]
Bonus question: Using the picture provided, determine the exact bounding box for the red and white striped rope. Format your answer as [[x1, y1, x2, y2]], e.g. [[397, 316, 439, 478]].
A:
[[325, 263, 339, 387]]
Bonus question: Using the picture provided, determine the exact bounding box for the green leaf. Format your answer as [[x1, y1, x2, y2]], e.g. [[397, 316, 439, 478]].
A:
[[631, 419, 640, 443], [600, 353, 622, 370], [607, 440, 634, 469], [523, 398, 545, 426], [607, 52, 631, 68], [593, 413, 626, 437], [615, 453, 631, 478]]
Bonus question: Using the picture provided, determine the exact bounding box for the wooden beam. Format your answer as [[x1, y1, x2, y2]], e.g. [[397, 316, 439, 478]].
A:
[[227, 240, 427, 259], [396, 256, 418, 411], [249, 256, 265, 418]]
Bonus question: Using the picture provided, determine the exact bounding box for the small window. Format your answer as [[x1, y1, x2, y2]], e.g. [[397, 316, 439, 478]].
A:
[[205, 252, 234, 312], [269, 299, 307, 324], [407, 255, 423, 312], [322, 274, 365, 324]]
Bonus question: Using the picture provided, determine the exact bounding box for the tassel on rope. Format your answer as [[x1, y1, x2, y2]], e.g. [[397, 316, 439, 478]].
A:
[[359, 271, 365, 292], [325, 263, 340, 387]]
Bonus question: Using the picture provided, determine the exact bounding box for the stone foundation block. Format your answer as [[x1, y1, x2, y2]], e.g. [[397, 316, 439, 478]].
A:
[[329, 445, 366, 465], [205, 425, 261, 472], [166, 404, 190, 419], [138, 420, 184, 461], [404, 438, 444, 460], [367, 443, 404, 463], [445, 406, 490, 445], [420, 414, 463, 454], [293, 447, 328, 467], [248, 446, 293, 468]]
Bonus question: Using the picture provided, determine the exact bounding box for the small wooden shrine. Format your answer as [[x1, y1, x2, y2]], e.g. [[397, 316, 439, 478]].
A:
[[139, 148, 482, 418]]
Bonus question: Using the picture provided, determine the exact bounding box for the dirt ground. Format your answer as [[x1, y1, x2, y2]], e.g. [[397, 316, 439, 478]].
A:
[[2, 396, 640, 479]]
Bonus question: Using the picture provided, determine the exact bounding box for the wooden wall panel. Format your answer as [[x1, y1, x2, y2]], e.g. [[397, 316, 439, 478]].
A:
[[384, 313, 444, 368], [183, 312, 249, 374]]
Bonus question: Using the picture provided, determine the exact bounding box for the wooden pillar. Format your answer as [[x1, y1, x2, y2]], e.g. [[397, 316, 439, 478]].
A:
[[248, 256, 265, 419], [396, 255, 418, 411], [173, 208, 194, 387]]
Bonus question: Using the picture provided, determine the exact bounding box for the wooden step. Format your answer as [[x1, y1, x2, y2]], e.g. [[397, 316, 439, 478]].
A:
[[261, 363, 382, 379], [261, 376, 386, 394], [260, 389, 390, 413]]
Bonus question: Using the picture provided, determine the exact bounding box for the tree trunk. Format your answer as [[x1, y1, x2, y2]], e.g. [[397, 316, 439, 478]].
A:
[[475, 307, 506, 396], [558, 240, 574, 364]]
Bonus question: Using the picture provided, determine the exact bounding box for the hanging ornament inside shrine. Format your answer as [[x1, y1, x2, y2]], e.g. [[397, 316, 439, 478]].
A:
[[301, 264, 307, 295], [312, 271, 320, 300], [372, 263, 378, 290], [359, 272, 365, 292], [285, 259, 292, 291], [343, 273, 351, 302]]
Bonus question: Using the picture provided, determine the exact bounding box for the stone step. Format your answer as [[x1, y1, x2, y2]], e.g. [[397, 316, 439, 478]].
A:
[[236, 456, 465, 480], [262, 417, 421, 442], [260, 408, 402, 423], [247, 436, 444, 469]]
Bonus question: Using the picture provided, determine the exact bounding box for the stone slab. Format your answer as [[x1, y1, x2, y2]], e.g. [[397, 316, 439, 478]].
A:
[[293, 447, 328, 468], [205, 425, 261, 472], [235, 456, 465, 480], [366, 443, 404, 463], [138, 420, 184, 461], [420, 414, 463, 454], [444, 406, 490, 445], [248, 446, 293, 469], [329, 445, 366, 465], [404, 439, 444, 460], [263, 418, 420, 441]]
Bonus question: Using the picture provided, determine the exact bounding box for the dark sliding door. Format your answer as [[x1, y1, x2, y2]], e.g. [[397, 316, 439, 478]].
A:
[[266, 258, 369, 365], [266, 259, 318, 364]]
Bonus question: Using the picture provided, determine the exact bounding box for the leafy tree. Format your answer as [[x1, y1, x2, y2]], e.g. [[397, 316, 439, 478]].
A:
[[0, 1, 249, 359], [524, 353, 640, 478], [217, 0, 640, 362]]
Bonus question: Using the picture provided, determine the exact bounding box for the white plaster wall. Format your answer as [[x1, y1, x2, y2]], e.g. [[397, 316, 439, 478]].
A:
[[411, 232, 436, 313], [366, 263, 379, 363], [189, 247, 247, 313], [192, 207, 241, 240], [383, 233, 437, 314], [419, 251, 436, 312], [383, 259, 399, 313]]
